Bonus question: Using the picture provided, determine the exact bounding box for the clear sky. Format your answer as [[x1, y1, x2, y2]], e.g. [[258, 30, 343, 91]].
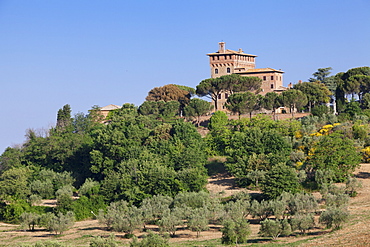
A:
[[0, 0, 369, 152]]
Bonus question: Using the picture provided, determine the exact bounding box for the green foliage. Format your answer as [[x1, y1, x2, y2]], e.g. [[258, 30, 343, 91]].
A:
[[187, 208, 210, 237], [291, 213, 315, 233], [20, 212, 41, 231], [345, 100, 362, 118], [130, 232, 169, 247], [319, 207, 349, 229], [146, 84, 191, 106], [224, 199, 251, 221], [262, 92, 283, 120], [90, 234, 118, 247], [304, 134, 361, 182], [225, 128, 292, 183], [173, 191, 210, 209], [225, 92, 257, 118], [196, 74, 261, 110], [0, 199, 30, 223], [311, 105, 332, 117], [259, 219, 291, 239], [206, 111, 230, 155], [345, 177, 362, 197], [0, 167, 31, 200], [140, 195, 172, 224], [30, 241, 67, 247], [98, 200, 142, 234], [221, 218, 251, 245], [44, 211, 75, 235], [184, 98, 213, 126], [281, 89, 308, 117], [72, 195, 106, 221], [293, 81, 331, 112], [261, 164, 300, 199], [158, 208, 183, 236], [78, 178, 100, 197], [139, 101, 181, 119], [56, 104, 72, 130], [285, 192, 318, 216]]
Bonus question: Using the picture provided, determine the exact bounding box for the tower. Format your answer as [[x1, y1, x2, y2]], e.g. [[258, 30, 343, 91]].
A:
[[207, 42, 257, 78]]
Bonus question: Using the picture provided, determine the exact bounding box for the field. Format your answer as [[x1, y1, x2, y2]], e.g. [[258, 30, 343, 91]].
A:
[[1, 163, 370, 246]]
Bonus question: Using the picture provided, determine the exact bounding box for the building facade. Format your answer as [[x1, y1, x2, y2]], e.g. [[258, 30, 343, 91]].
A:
[[207, 42, 287, 110]]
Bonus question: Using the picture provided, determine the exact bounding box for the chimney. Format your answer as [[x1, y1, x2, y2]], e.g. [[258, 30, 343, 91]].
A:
[[218, 42, 225, 53]]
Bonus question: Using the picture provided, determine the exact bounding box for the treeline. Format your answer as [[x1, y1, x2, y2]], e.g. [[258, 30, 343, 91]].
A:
[[0, 66, 369, 245]]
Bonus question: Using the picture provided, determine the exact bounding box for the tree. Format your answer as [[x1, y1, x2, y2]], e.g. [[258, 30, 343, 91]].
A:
[[262, 92, 283, 120], [158, 208, 183, 236], [304, 135, 361, 182], [56, 104, 72, 129], [44, 211, 75, 235], [196, 74, 261, 110], [309, 67, 333, 82], [221, 218, 251, 245], [261, 164, 300, 199], [196, 78, 226, 110], [0, 167, 31, 200], [20, 212, 41, 231], [281, 89, 308, 117], [319, 207, 349, 230], [259, 219, 291, 239], [140, 195, 172, 227], [183, 98, 213, 126], [187, 208, 209, 237], [146, 84, 191, 105], [138, 101, 180, 118], [225, 92, 258, 119], [90, 234, 118, 247], [130, 231, 169, 247], [293, 81, 331, 112], [291, 213, 315, 234]]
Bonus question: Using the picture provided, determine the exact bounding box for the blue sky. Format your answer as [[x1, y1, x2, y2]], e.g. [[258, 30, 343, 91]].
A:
[[0, 0, 369, 152]]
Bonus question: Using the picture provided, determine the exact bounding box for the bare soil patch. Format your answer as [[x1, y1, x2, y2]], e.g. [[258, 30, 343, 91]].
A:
[[1, 163, 370, 246]]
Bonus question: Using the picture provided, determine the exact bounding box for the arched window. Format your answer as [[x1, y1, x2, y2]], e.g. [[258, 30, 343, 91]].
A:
[[227, 67, 231, 73], [215, 68, 218, 74]]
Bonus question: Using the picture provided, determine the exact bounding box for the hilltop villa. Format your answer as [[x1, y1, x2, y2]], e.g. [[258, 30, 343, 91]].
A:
[[207, 42, 287, 110]]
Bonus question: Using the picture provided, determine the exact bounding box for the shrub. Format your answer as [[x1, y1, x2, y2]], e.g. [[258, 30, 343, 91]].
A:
[[90, 234, 117, 247], [319, 207, 349, 230], [221, 218, 251, 245], [291, 213, 315, 234], [259, 219, 291, 239], [345, 177, 362, 197], [261, 164, 300, 199], [72, 195, 106, 221], [130, 232, 169, 247], [43, 211, 75, 235], [20, 212, 41, 231]]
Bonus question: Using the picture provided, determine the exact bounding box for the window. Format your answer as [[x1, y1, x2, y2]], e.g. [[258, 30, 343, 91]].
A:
[[271, 84, 274, 89], [225, 93, 229, 99], [227, 67, 231, 73], [263, 76, 266, 81], [215, 68, 218, 74], [271, 76, 274, 80], [218, 94, 222, 99]]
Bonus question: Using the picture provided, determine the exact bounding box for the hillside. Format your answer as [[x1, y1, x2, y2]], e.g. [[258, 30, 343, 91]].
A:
[[0, 164, 369, 246]]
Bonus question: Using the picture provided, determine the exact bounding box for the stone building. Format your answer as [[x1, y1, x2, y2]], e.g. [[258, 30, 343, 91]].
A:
[[207, 42, 287, 110]]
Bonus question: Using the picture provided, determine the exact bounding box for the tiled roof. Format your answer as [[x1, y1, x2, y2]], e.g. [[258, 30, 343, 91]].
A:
[[207, 49, 257, 57], [236, 68, 284, 73], [100, 104, 122, 111]]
